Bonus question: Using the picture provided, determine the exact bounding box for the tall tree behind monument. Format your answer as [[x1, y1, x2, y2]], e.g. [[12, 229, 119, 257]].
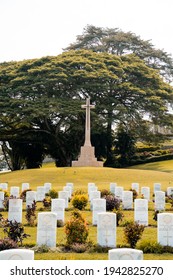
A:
[[72, 98, 103, 167]]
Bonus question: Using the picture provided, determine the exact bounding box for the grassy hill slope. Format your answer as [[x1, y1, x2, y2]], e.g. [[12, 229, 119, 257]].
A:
[[1, 163, 173, 192]]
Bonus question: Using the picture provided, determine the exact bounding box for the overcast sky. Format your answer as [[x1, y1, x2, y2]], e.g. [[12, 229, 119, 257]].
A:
[[0, 0, 173, 63]]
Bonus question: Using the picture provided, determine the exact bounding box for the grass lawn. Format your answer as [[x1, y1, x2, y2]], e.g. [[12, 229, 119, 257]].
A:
[[1, 162, 173, 260]]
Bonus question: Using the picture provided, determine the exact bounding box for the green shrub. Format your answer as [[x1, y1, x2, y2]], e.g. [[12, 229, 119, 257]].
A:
[[42, 197, 51, 209], [71, 195, 88, 210], [2, 195, 15, 211], [20, 189, 32, 202], [73, 190, 86, 195], [153, 210, 160, 221], [57, 220, 64, 227], [113, 208, 124, 226], [0, 238, 18, 251], [25, 201, 37, 226], [100, 189, 113, 197], [105, 195, 121, 211], [138, 241, 163, 254], [0, 189, 9, 198], [65, 210, 88, 245], [129, 189, 138, 201], [34, 244, 49, 253], [124, 222, 145, 248], [48, 189, 58, 199], [1, 219, 30, 246]]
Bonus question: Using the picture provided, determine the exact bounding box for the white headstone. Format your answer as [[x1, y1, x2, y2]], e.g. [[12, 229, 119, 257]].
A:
[[10, 186, 20, 198], [44, 182, 52, 193], [114, 186, 124, 200], [167, 187, 173, 197], [0, 191, 4, 209], [134, 199, 148, 226], [8, 199, 22, 223], [155, 191, 165, 211], [92, 198, 106, 225], [36, 186, 46, 201], [88, 186, 98, 201], [0, 249, 34, 260], [108, 248, 143, 260], [141, 187, 150, 201], [63, 186, 72, 199], [66, 182, 74, 193], [154, 183, 161, 193], [88, 183, 97, 197], [90, 190, 101, 210], [131, 183, 139, 194], [26, 191, 36, 208], [51, 199, 65, 222], [21, 183, 30, 192], [158, 213, 173, 246], [110, 183, 117, 194], [37, 212, 57, 247], [97, 212, 116, 247], [0, 183, 8, 191], [58, 191, 69, 208], [122, 191, 133, 209]]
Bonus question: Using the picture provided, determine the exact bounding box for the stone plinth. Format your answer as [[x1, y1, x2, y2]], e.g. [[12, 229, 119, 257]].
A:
[[72, 145, 103, 167]]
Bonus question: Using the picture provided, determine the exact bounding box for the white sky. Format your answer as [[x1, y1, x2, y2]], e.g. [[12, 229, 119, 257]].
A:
[[0, 0, 173, 63]]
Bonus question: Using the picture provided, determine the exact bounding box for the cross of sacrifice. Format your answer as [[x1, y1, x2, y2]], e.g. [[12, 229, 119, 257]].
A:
[[81, 97, 95, 147]]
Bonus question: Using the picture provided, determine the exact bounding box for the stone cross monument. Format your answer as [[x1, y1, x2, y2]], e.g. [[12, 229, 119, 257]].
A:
[[72, 98, 103, 167]]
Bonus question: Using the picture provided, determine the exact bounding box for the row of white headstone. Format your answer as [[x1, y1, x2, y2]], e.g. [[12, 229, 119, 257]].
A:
[[0, 247, 144, 260]]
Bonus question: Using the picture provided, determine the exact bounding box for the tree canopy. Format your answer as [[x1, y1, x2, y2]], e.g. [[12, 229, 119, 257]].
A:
[[0, 33, 173, 169], [66, 25, 173, 82]]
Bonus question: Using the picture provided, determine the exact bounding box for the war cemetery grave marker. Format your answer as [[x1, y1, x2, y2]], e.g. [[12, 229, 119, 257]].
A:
[[110, 182, 117, 194], [97, 212, 116, 247], [37, 212, 57, 247], [26, 191, 36, 208], [63, 186, 72, 200], [134, 199, 148, 226], [10, 186, 20, 198], [0, 183, 8, 190], [154, 183, 161, 193], [58, 191, 69, 208], [158, 213, 173, 246], [92, 198, 106, 225], [108, 248, 143, 260], [44, 182, 52, 193], [21, 183, 30, 192], [36, 186, 46, 202], [155, 191, 165, 211], [114, 186, 124, 200], [167, 187, 173, 196], [8, 199, 22, 223], [122, 191, 133, 209], [90, 190, 101, 210], [131, 183, 139, 194], [0, 191, 4, 209], [0, 249, 34, 260], [88, 186, 98, 200], [141, 186, 150, 201], [51, 198, 65, 223]]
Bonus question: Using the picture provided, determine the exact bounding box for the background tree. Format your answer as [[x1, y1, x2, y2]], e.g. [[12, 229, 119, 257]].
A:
[[0, 49, 173, 168], [66, 25, 173, 82], [114, 126, 136, 167]]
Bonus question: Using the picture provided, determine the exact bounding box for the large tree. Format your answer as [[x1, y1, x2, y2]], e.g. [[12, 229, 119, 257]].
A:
[[0, 50, 172, 168], [65, 25, 173, 82]]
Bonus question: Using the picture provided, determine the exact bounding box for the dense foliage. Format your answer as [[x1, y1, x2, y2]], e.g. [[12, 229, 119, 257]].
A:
[[0, 26, 173, 169]]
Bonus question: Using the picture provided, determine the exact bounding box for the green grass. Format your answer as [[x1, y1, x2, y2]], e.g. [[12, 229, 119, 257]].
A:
[[1, 163, 173, 260], [128, 159, 173, 173], [1, 164, 173, 192]]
